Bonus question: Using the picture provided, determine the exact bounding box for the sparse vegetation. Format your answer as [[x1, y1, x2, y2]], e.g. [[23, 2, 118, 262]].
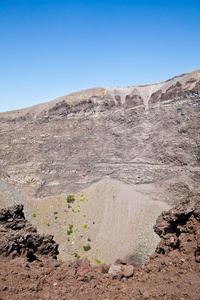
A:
[[83, 244, 91, 251], [88, 238, 91, 242], [83, 224, 87, 229], [95, 259, 101, 264], [67, 224, 73, 235], [67, 194, 75, 203], [74, 253, 80, 259], [54, 211, 58, 215], [55, 216, 58, 220], [33, 213, 36, 217]]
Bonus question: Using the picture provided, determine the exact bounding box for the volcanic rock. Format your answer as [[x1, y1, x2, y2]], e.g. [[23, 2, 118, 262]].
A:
[[153, 194, 200, 256], [122, 265, 134, 277], [0, 204, 59, 260], [108, 264, 122, 275]]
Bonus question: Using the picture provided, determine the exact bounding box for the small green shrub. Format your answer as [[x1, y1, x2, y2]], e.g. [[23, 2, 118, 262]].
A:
[[83, 244, 91, 252], [55, 216, 58, 220], [67, 224, 73, 235], [74, 253, 80, 259], [68, 204, 71, 209], [88, 238, 91, 242], [33, 213, 36, 218], [42, 206, 46, 210], [54, 211, 58, 215], [67, 194, 75, 203], [83, 224, 87, 229], [95, 259, 101, 264], [47, 223, 50, 226]]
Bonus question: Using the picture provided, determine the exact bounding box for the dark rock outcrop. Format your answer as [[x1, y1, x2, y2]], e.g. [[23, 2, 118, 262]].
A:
[[0, 204, 59, 260], [153, 194, 200, 258]]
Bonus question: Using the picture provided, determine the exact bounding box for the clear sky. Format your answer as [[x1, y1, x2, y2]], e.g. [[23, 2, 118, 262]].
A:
[[0, 0, 200, 112]]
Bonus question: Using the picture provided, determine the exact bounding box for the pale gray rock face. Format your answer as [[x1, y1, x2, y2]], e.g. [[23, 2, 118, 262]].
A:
[[108, 264, 122, 275]]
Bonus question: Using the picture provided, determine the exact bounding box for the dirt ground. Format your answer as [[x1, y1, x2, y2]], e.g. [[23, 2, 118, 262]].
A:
[[0, 249, 200, 300], [0, 196, 200, 300]]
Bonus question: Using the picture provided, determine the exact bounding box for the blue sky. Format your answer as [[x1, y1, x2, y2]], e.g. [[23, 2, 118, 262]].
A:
[[0, 0, 200, 112]]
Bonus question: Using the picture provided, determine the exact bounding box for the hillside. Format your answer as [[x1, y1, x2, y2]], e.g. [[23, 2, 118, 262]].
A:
[[0, 69, 199, 264]]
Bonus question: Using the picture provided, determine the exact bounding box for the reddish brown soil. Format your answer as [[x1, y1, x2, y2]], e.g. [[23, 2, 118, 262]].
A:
[[0, 250, 200, 300], [0, 196, 200, 300]]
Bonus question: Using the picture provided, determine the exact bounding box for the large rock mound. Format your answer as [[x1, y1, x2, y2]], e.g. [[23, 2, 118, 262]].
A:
[[0, 204, 59, 260]]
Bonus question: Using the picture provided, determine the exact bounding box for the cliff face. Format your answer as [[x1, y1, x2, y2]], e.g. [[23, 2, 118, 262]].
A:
[[0, 69, 199, 204]]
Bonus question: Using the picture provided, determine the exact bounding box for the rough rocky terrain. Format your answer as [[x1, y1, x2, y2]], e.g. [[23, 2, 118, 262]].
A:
[[0, 196, 200, 300], [0, 69, 199, 264], [0, 204, 58, 260], [0, 69, 199, 203]]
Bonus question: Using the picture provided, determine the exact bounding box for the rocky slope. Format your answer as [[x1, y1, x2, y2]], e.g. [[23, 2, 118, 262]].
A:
[[0, 196, 200, 299], [0, 69, 199, 264], [30, 179, 170, 264], [0, 69, 199, 203]]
